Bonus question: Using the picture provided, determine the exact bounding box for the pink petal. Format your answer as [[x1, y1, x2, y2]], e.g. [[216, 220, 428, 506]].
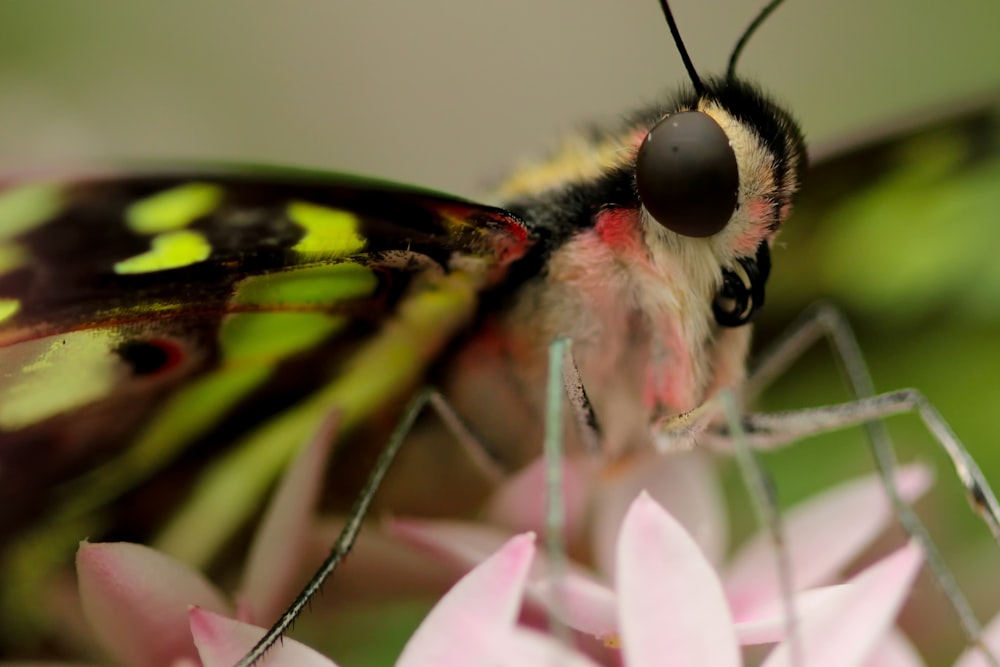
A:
[[485, 455, 592, 542], [190, 607, 337, 667], [305, 516, 455, 599], [396, 533, 535, 667], [863, 629, 926, 667], [76, 541, 231, 667], [762, 541, 923, 667], [386, 519, 513, 570], [725, 465, 932, 615], [617, 492, 740, 667], [238, 413, 337, 624], [530, 573, 618, 638], [734, 585, 850, 645], [953, 610, 1000, 667], [594, 450, 727, 579], [495, 627, 603, 667], [392, 517, 619, 641]]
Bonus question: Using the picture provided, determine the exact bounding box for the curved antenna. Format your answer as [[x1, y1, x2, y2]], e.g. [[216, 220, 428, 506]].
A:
[[657, 0, 704, 95], [727, 0, 787, 80]]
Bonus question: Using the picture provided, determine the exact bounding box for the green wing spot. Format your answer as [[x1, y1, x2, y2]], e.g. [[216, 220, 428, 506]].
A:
[[0, 330, 122, 431], [0, 183, 63, 240], [114, 230, 212, 274], [232, 262, 377, 307], [288, 201, 367, 257], [155, 269, 484, 566], [221, 312, 345, 361], [55, 315, 347, 528], [0, 298, 20, 323], [60, 365, 273, 522], [0, 245, 27, 275], [125, 182, 223, 234]]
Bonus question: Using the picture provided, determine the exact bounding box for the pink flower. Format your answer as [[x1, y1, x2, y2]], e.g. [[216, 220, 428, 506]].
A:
[[610, 492, 924, 666], [190, 533, 537, 667], [390, 452, 933, 646], [51, 508, 1000, 667], [11, 451, 997, 667], [29, 414, 340, 666]]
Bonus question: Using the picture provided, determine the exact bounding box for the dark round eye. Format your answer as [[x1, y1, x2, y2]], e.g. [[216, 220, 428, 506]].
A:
[[635, 111, 739, 238]]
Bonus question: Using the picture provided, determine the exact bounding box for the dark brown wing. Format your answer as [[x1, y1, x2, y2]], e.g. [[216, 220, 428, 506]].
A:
[[0, 172, 530, 540]]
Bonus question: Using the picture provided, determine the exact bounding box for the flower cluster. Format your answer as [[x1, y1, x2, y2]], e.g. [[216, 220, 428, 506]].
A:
[[7, 426, 999, 667]]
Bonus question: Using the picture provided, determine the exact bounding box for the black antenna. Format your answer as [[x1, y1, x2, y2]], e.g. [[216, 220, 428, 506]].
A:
[[657, 0, 704, 95], [727, 0, 787, 80]]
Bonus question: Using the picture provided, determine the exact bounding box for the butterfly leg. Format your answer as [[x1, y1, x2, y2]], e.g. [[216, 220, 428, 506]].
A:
[[712, 392, 1000, 543], [427, 389, 509, 483], [738, 301, 1000, 542], [709, 302, 999, 660], [234, 387, 436, 667], [717, 390, 805, 666]]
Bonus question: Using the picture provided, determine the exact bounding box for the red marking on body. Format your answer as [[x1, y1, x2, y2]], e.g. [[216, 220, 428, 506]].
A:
[[488, 212, 531, 264], [438, 203, 530, 265], [595, 208, 643, 255], [733, 198, 773, 254], [627, 128, 647, 152]]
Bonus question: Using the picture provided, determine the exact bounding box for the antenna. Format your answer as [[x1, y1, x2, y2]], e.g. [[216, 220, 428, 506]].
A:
[[727, 0, 787, 79], [656, 0, 704, 95]]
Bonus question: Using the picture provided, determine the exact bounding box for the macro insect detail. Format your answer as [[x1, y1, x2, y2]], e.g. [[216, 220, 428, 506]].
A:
[[1, 0, 999, 665]]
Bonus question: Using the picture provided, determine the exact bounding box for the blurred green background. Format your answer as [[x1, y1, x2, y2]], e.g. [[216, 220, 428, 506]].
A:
[[1, 1, 998, 665]]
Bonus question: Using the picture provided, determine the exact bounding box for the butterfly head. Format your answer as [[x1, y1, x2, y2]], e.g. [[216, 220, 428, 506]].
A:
[[632, 0, 806, 326], [633, 76, 805, 325]]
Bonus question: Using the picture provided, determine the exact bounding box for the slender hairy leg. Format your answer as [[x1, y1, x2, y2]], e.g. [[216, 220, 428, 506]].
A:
[[427, 389, 509, 483], [711, 303, 999, 664], [234, 388, 436, 667], [720, 390, 803, 667]]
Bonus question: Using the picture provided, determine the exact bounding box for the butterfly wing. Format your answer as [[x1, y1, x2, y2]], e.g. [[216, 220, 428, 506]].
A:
[[0, 172, 530, 540]]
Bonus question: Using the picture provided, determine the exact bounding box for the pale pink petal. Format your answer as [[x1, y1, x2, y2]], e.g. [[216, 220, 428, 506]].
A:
[[76, 541, 231, 667], [386, 519, 513, 570], [863, 629, 926, 667], [762, 541, 923, 667], [485, 455, 592, 542], [530, 573, 617, 638], [238, 413, 337, 624], [594, 450, 727, 579], [495, 627, 602, 667], [396, 533, 535, 667], [190, 607, 337, 667], [398, 519, 621, 640], [735, 585, 850, 645], [306, 517, 454, 599], [953, 610, 1000, 667], [726, 465, 932, 614], [617, 492, 740, 667]]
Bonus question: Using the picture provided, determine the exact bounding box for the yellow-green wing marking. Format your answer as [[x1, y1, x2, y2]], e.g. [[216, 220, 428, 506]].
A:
[[0, 172, 530, 635]]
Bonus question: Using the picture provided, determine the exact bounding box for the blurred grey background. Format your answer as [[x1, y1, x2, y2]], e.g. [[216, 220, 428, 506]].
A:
[[0, 0, 998, 197]]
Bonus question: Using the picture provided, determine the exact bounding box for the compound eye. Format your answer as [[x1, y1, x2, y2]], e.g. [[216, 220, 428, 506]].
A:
[[635, 111, 739, 238]]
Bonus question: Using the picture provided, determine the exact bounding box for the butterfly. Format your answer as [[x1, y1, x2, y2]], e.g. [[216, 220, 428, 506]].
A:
[[1, 0, 999, 664]]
